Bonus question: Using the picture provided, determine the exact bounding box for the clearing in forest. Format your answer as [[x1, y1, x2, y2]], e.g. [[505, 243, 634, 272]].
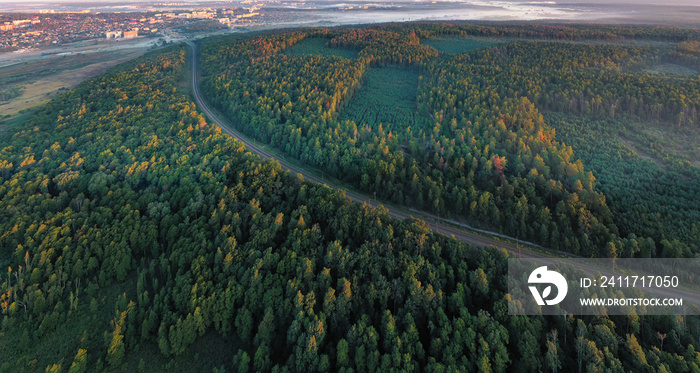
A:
[[282, 38, 358, 59], [638, 121, 700, 166], [642, 63, 698, 76], [0, 47, 148, 119], [422, 36, 498, 54], [338, 67, 421, 131], [546, 112, 700, 246]]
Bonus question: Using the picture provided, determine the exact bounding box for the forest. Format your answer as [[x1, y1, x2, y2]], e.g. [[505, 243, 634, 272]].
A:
[[0, 23, 699, 372], [199, 23, 699, 260]]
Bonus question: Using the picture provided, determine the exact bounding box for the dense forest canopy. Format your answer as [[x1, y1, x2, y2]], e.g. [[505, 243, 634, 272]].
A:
[[0, 22, 699, 372], [199, 23, 699, 259]]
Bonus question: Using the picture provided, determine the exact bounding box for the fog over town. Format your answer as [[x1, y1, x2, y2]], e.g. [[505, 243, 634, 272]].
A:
[[2, 0, 700, 27]]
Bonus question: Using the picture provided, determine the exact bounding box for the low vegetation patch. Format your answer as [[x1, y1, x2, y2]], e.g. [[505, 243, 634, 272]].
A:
[[546, 112, 700, 249], [642, 62, 698, 75], [0, 86, 23, 102], [283, 38, 358, 59], [421, 36, 498, 54], [338, 67, 421, 131]]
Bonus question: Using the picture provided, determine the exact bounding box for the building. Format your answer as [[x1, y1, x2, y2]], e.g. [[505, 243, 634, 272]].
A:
[[191, 11, 213, 19], [236, 13, 259, 19], [123, 29, 138, 39]]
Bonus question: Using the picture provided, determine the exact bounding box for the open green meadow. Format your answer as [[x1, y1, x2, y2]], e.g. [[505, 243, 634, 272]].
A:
[[421, 36, 499, 54], [282, 38, 358, 59]]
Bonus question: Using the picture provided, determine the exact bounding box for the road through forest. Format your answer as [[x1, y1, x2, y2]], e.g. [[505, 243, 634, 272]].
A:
[[185, 41, 546, 258]]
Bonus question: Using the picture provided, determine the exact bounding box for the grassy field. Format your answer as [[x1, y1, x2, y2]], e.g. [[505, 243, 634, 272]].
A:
[[0, 48, 149, 119], [421, 36, 499, 54], [338, 67, 421, 131], [282, 38, 358, 59]]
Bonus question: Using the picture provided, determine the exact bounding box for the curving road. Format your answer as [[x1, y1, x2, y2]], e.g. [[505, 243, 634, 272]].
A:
[[186, 41, 550, 260]]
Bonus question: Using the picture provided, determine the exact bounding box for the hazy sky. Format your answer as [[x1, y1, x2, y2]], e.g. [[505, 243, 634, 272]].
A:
[[2, 0, 699, 3]]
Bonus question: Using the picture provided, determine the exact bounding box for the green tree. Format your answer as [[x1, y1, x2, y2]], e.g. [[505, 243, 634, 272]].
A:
[[68, 349, 88, 373], [546, 330, 560, 373]]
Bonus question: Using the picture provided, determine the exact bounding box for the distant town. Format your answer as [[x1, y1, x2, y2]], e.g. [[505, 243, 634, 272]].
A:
[[4, 0, 699, 54], [0, 5, 266, 52]]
